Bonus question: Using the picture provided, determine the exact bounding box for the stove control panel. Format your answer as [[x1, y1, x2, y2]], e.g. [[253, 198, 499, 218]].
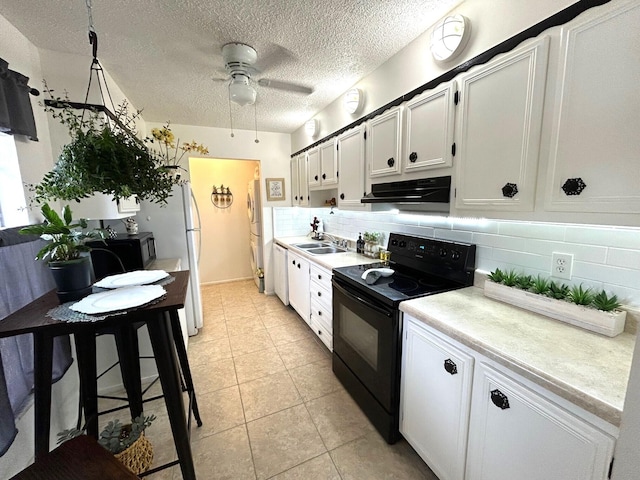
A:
[[387, 233, 476, 277]]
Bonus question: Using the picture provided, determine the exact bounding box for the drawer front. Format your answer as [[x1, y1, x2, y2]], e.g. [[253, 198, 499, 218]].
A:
[[311, 315, 333, 351], [310, 281, 332, 311], [310, 264, 332, 290], [311, 298, 332, 333]]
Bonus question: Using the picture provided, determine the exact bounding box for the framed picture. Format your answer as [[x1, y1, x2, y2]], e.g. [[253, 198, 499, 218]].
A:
[[265, 178, 286, 201]]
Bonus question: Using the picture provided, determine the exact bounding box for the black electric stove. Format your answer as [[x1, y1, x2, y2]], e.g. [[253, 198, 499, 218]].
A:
[[332, 233, 476, 444]]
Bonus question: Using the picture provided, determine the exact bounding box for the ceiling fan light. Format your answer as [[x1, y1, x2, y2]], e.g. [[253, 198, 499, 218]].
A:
[[229, 76, 256, 106], [305, 119, 319, 137], [344, 88, 364, 115]]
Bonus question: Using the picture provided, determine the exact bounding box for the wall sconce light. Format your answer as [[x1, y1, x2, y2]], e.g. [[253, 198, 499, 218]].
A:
[[344, 88, 364, 115], [429, 14, 471, 62], [305, 119, 319, 137]]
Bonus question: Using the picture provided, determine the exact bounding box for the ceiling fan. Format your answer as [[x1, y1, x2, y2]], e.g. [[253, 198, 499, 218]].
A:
[[216, 43, 313, 106]]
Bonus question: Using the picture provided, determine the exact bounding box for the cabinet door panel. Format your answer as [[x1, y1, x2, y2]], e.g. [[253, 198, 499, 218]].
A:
[[466, 363, 614, 480], [307, 148, 321, 189], [400, 318, 474, 480], [287, 252, 309, 323], [298, 154, 309, 206], [337, 126, 367, 210], [291, 157, 300, 205], [403, 82, 456, 173], [368, 107, 402, 178], [455, 37, 549, 211], [545, 2, 640, 213], [319, 140, 338, 187]]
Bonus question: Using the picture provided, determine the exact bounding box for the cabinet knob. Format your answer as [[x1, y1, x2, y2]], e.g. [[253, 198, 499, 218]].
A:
[[561, 177, 587, 196], [317, 291, 321, 297], [318, 274, 322, 279], [322, 173, 326, 180], [314, 175, 318, 181], [297, 263, 301, 269], [295, 195, 298, 201], [292, 260, 296, 265], [490, 389, 510, 410], [444, 359, 458, 375], [387, 157, 395, 167], [340, 193, 345, 200], [318, 311, 322, 316], [318, 330, 322, 335], [502, 183, 518, 198], [409, 152, 418, 163]]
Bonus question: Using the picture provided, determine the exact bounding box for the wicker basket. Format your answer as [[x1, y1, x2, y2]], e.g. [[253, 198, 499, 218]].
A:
[[114, 431, 154, 475]]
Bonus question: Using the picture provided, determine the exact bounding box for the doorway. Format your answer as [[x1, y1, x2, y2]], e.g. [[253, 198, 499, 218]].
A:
[[189, 157, 261, 285]]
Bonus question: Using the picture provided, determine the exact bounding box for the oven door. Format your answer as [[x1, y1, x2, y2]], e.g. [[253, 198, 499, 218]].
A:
[[332, 278, 398, 411]]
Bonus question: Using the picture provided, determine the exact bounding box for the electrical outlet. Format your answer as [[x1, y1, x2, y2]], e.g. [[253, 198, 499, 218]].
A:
[[551, 252, 573, 280]]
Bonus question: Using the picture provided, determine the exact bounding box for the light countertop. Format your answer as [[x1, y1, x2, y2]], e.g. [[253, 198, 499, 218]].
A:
[[274, 236, 379, 270], [400, 286, 636, 427]]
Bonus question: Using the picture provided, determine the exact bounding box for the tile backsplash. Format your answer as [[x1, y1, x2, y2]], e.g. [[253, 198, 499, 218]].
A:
[[273, 207, 640, 308]]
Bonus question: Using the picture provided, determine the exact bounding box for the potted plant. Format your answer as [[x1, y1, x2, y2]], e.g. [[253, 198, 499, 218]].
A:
[[30, 86, 175, 206], [19, 203, 105, 303], [363, 231, 383, 258], [484, 268, 626, 337], [145, 122, 209, 182], [58, 414, 156, 475]]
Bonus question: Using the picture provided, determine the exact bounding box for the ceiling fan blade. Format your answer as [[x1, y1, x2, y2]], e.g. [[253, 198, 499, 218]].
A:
[[258, 78, 313, 95]]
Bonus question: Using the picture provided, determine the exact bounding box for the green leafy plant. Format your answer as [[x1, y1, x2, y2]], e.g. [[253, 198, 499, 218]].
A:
[[487, 268, 504, 283], [530, 275, 551, 295], [57, 414, 156, 455], [31, 85, 175, 205], [591, 290, 621, 312], [548, 281, 570, 300], [363, 231, 382, 243], [514, 274, 533, 290], [18, 203, 104, 263], [501, 269, 520, 287], [568, 284, 594, 306]]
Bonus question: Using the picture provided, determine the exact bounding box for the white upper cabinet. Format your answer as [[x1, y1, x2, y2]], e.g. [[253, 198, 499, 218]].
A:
[[290, 156, 300, 205], [337, 125, 368, 210], [403, 82, 456, 174], [545, 2, 640, 214], [307, 147, 321, 189], [367, 106, 403, 178], [455, 37, 549, 212], [319, 139, 338, 187]]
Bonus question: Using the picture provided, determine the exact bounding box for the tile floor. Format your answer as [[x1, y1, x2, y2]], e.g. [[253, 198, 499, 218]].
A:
[[100, 280, 438, 480]]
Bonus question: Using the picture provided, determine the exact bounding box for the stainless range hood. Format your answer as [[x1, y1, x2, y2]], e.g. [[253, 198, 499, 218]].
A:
[[361, 176, 451, 213]]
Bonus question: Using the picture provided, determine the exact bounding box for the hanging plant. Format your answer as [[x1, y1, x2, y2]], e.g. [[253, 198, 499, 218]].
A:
[[29, 85, 175, 206]]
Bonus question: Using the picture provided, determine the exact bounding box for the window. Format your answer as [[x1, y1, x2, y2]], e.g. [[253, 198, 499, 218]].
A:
[[0, 132, 28, 228]]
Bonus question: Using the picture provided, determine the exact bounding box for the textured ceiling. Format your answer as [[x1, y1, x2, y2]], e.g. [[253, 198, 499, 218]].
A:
[[1, 0, 458, 133]]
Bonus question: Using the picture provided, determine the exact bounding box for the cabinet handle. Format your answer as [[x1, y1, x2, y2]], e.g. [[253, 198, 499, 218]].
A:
[[409, 152, 418, 163], [322, 173, 326, 180], [502, 183, 518, 198], [295, 195, 298, 201], [292, 260, 296, 265], [314, 175, 318, 181], [317, 291, 321, 297], [318, 311, 322, 316], [318, 274, 322, 279], [340, 193, 345, 200], [387, 157, 395, 167], [444, 359, 458, 375], [318, 330, 322, 335], [561, 177, 587, 196], [297, 263, 301, 269], [490, 389, 510, 410]]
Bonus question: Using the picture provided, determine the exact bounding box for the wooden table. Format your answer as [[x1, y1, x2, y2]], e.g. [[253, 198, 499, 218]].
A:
[[10, 435, 140, 480], [0, 271, 199, 480]]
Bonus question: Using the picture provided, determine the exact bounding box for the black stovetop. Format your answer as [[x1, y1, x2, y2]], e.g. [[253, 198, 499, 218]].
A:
[[332, 233, 476, 307]]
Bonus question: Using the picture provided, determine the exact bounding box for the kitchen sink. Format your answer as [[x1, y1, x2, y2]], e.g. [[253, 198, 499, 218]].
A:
[[306, 246, 348, 255], [292, 242, 332, 249]]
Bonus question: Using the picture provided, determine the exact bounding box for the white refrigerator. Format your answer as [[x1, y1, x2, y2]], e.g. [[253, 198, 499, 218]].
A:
[[137, 182, 204, 342]]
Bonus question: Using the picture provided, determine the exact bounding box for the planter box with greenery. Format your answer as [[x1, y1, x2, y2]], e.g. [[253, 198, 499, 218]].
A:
[[484, 269, 626, 337]]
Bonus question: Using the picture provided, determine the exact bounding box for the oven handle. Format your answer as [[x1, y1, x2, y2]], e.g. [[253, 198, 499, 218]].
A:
[[333, 281, 393, 318]]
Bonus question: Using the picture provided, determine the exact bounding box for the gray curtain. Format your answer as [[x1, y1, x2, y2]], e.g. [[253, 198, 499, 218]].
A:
[[0, 57, 38, 140], [0, 228, 73, 456]]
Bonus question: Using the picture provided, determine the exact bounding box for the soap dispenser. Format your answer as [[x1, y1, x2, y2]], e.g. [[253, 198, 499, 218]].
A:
[[357, 233, 364, 254]]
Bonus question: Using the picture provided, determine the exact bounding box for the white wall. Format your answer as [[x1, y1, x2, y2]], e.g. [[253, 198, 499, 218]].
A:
[[291, 0, 575, 151], [189, 157, 259, 284]]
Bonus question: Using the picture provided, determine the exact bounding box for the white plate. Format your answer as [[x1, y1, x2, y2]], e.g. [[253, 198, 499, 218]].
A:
[[94, 270, 170, 289], [70, 285, 166, 314]]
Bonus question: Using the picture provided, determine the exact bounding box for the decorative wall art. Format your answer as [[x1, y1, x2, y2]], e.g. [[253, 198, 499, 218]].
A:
[[266, 178, 285, 201]]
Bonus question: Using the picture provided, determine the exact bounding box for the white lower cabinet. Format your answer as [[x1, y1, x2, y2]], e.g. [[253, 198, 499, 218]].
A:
[[400, 314, 616, 480], [287, 251, 310, 324], [309, 263, 333, 351], [400, 319, 474, 480]]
